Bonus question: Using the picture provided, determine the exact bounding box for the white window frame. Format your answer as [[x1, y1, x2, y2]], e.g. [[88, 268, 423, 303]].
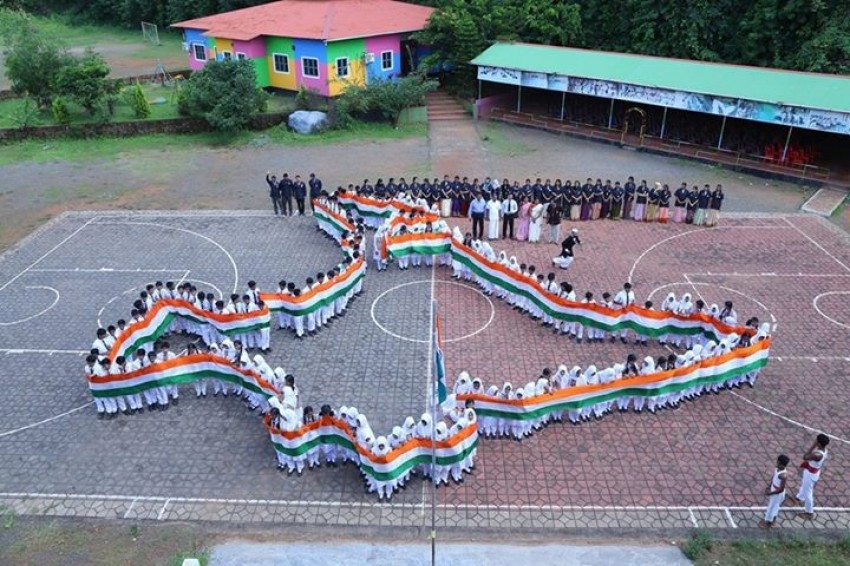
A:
[[236, 52, 247, 61], [221, 51, 232, 61], [272, 53, 290, 74], [335, 57, 349, 78], [191, 43, 207, 62], [380, 50, 393, 71], [302, 56, 320, 78]]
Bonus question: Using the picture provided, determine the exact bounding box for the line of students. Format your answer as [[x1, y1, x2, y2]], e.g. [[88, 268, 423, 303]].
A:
[[265, 171, 324, 216], [338, 175, 724, 227]]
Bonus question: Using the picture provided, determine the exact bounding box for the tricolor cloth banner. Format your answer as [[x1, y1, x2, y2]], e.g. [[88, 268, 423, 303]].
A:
[[433, 308, 447, 405], [386, 232, 452, 258], [109, 299, 271, 360], [337, 192, 431, 220], [313, 199, 355, 243], [89, 353, 280, 399], [451, 238, 745, 342], [265, 416, 478, 482], [458, 339, 771, 421], [259, 258, 366, 317]]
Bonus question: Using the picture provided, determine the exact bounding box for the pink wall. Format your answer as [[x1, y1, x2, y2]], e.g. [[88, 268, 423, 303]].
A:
[[476, 93, 515, 120], [233, 37, 266, 58], [364, 34, 401, 81]]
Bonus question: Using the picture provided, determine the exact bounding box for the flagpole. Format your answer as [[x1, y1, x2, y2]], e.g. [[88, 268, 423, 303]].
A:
[[429, 299, 437, 566]]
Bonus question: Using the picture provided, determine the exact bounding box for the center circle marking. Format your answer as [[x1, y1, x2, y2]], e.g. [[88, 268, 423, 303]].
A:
[[370, 279, 495, 343]]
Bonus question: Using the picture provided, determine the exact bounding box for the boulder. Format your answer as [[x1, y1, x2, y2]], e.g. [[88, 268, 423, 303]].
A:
[[287, 110, 328, 134]]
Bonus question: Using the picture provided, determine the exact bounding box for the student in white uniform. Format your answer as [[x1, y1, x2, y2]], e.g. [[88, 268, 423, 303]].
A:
[[759, 454, 790, 529], [788, 434, 830, 520]]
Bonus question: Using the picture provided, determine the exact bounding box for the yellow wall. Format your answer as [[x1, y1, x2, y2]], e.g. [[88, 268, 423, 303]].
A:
[[214, 38, 234, 59], [327, 58, 365, 97]]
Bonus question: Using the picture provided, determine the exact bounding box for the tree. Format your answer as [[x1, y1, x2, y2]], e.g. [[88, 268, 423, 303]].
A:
[[128, 81, 151, 118], [335, 73, 437, 127], [178, 59, 268, 131], [1, 13, 71, 107], [53, 49, 111, 115]]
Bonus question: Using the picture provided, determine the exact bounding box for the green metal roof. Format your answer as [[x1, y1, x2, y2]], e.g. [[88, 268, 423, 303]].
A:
[[471, 43, 850, 114]]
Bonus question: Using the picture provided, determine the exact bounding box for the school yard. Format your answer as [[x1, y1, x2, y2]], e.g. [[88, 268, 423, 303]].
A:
[[0, 120, 849, 564]]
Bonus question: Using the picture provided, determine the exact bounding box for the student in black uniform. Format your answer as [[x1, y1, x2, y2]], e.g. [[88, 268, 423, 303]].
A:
[[265, 172, 281, 215], [293, 175, 307, 215], [279, 173, 294, 216], [308, 173, 323, 210]]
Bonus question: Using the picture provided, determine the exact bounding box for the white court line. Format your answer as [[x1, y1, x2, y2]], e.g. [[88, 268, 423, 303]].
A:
[[0, 402, 93, 438], [95, 221, 239, 294], [627, 225, 790, 284], [0, 216, 98, 295], [30, 268, 189, 273], [685, 272, 850, 278], [724, 508, 738, 528], [157, 498, 171, 521], [370, 279, 495, 344], [687, 508, 698, 528], [812, 291, 850, 331], [783, 217, 850, 274], [682, 273, 706, 304], [730, 392, 850, 446], [422, 263, 436, 518], [1, 493, 849, 514], [772, 356, 850, 362], [0, 348, 87, 355], [0, 286, 60, 326], [123, 497, 139, 519]]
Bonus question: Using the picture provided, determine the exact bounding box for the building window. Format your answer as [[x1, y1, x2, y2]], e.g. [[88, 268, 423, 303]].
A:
[[236, 52, 247, 61], [273, 53, 290, 74], [221, 51, 232, 61], [192, 43, 207, 62], [336, 57, 349, 78], [381, 50, 393, 71], [302, 57, 319, 78]]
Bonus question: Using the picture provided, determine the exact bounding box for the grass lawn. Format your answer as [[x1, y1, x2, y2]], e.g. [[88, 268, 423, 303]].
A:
[[0, 121, 427, 165], [683, 530, 850, 565]]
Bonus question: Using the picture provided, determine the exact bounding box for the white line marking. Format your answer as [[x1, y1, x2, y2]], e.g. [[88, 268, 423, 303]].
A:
[[812, 291, 850, 331], [730, 392, 850, 445], [0, 402, 93, 438], [685, 272, 850, 278], [123, 497, 138, 519], [687, 507, 698, 528], [157, 498, 171, 520], [783, 217, 850, 274], [1, 493, 849, 514], [683, 273, 706, 304], [0, 348, 87, 355], [0, 286, 60, 326], [183, 278, 224, 300], [0, 216, 98, 295], [628, 225, 790, 284], [95, 221, 239, 294], [370, 280, 495, 343], [647, 282, 777, 323], [724, 508, 738, 528], [30, 268, 189, 273], [773, 356, 850, 362], [422, 262, 436, 518]]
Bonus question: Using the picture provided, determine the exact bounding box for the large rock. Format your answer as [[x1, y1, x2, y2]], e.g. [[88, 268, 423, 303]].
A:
[[287, 110, 328, 134]]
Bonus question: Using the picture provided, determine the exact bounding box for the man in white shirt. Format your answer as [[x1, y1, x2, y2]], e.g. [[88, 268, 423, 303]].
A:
[[612, 282, 636, 343]]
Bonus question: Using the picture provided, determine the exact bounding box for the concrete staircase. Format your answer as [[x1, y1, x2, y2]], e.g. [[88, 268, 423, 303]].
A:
[[426, 90, 469, 121]]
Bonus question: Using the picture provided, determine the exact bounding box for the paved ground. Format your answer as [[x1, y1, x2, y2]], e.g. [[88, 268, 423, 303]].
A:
[[208, 541, 691, 566], [0, 207, 848, 533]]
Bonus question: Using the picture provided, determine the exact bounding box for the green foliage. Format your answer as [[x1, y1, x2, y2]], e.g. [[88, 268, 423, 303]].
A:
[[335, 73, 437, 128], [295, 86, 323, 111], [128, 81, 151, 118], [179, 59, 267, 131], [682, 529, 714, 561], [53, 49, 111, 115], [1, 13, 72, 107], [51, 97, 71, 124], [4, 96, 40, 129]]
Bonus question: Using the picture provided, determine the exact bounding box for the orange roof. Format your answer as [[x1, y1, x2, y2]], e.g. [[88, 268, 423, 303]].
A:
[[172, 0, 435, 42]]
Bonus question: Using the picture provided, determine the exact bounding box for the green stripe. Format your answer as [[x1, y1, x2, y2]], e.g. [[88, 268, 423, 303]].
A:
[[359, 440, 478, 481], [92, 368, 275, 398], [389, 242, 451, 258], [453, 249, 723, 341], [340, 202, 392, 218], [268, 269, 363, 316], [117, 312, 176, 357], [475, 357, 768, 421]]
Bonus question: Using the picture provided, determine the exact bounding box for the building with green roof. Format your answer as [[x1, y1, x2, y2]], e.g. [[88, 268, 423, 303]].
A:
[[471, 42, 850, 182]]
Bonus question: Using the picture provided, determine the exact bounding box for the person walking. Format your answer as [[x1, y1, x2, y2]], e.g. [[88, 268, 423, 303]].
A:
[[787, 434, 830, 520], [759, 454, 790, 529]]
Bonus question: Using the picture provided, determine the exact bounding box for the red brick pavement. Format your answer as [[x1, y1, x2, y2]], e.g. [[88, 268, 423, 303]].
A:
[[433, 213, 850, 510]]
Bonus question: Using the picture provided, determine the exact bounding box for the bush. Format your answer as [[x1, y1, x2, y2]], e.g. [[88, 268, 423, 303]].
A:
[[128, 81, 151, 119], [51, 97, 71, 124], [334, 73, 437, 128], [682, 529, 714, 560], [53, 49, 111, 115], [179, 59, 267, 132]]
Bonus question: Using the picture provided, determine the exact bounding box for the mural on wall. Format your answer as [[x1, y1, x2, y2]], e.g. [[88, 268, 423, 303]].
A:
[[479, 67, 850, 134]]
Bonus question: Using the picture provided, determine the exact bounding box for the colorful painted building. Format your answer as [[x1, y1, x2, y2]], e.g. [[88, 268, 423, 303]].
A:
[[172, 0, 434, 97]]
